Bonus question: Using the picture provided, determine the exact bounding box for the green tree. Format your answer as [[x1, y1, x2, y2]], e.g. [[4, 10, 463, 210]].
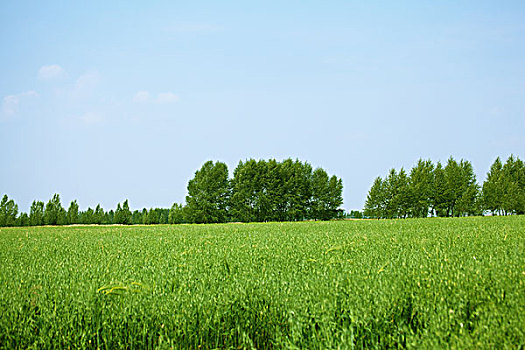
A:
[[16, 212, 30, 226], [29, 200, 45, 226], [482, 157, 504, 215], [121, 200, 132, 224], [289, 160, 314, 221], [230, 159, 264, 222], [114, 203, 123, 224], [327, 175, 344, 219], [185, 161, 230, 224], [455, 160, 480, 216], [383, 169, 399, 219], [146, 208, 160, 224], [364, 177, 386, 218], [501, 155, 525, 215], [311, 168, 330, 220], [409, 159, 434, 218], [395, 168, 410, 218], [81, 208, 94, 224], [168, 203, 184, 224], [431, 162, 448, 217], [93, 204, 104, 224], [0, 194, 18, 227], [132, 210, 142, 224], [141, 208, 148, 224], [67, 200, 79, 224], [44, 194, 66, 225]]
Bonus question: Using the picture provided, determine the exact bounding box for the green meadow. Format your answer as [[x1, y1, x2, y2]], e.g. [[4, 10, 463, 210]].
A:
[[1, 216, 523, 349]]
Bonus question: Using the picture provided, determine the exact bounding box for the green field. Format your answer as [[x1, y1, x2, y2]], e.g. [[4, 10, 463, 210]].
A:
[[0, 217, 524, 349]]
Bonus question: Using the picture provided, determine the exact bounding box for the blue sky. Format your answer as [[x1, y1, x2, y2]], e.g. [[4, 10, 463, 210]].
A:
[[1, 1, 524, 212]]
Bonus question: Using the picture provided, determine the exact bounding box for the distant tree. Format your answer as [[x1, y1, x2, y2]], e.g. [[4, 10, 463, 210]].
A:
[[146, 208, 160, 225], [348, 210, 363, 219], [409, 159, 434, 218], [121, 200, 132, 224], [141, 208, 148, 224], [114, 203, 123, 224], [383, 169, 399, 219], [501, 155, 525, 215], [364, 177, 386, 219], [285, 160, 314, 221], [44, 194, 66, 225], [310, 168, 330, 220], [104, 210, 115, 224], [29, 200, 45, 226], [132, 210, 142, 224], [454, 160, 480, 216], [0, 194, 18, 227], [67, 200, 79, 224], [230, 159, 264, 222], [93, 204, 104, 224], [81, 208, 94, 224], [168, 203, 184, 224], [431, 162, 448, 217], [16, 213, 29, 227], [482, 157, 504, 215], [185, 160, 230, 224], [395, 168, 410, 218], [327, 175, 344, 219]]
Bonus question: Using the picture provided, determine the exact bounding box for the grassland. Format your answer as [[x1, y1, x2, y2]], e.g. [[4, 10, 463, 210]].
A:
[[0, 216, 524, 349]]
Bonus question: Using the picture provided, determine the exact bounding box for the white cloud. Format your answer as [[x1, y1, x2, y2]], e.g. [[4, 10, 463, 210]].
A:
[[38, 64, 65, 80], [133, 91, 179, 104], [1, 90, 38, 118], [79, 111, 104, 124], [73, 70, 101, 98], [133, 91, 151, 103], [156, 92, 179, 103]]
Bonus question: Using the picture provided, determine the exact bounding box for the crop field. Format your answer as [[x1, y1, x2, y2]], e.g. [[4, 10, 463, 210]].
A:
[[0, 217, 524, 349]]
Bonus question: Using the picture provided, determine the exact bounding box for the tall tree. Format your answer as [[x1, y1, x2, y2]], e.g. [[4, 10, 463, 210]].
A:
[[121, 200, 132, 224], [311, 168, 330, 220], [364, 177, 386, 218], [0, 194, 18, 227], [230, 159, 262, 222], [16, 213, 29, 227], [185, 161, 230, 224], [482, 157, 504, 215], [114, 203, 123, 224], [67, 200, 79, 224], [168, 203, 184, 224], [501, 155, 525, 215], [29, 200, 45, 226], [44, 194, 66, 225], [93, 204, 104, 224], [81, 208, 94, 224], [455, 160, 480, 216], [431, 162, 448, 217], [383, 169, 399, 219], [327, 175, 344, 219], [409, 159, 434, 218]]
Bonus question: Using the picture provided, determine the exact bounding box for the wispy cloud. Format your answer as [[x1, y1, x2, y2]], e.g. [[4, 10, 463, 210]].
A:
[[133, 91, 151, 103], [38, 64, 65, 80], [156, 92, 179, 103], [72, 70, 101, 98], [1, 90, 39, 119], [78, 111, 104, 124], [133, 91, 179, 104]]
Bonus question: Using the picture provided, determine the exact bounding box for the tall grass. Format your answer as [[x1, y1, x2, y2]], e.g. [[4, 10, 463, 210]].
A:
[[0, 216, 523, 348]]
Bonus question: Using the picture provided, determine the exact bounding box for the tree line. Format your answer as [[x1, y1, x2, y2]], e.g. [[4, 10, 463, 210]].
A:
[[364, 155, 524, 218], [0, 158, 344, 227]]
